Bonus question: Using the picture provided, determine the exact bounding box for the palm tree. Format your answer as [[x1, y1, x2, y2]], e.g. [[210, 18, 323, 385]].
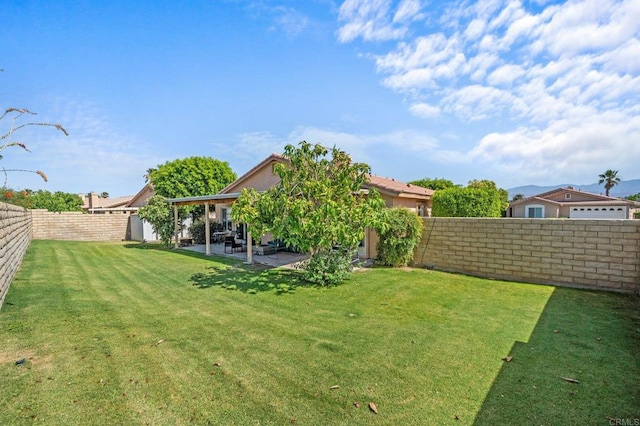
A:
[[598, 169, 621, 196]]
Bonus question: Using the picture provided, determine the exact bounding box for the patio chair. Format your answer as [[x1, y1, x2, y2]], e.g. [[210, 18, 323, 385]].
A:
[[224, 236, 244, 253]]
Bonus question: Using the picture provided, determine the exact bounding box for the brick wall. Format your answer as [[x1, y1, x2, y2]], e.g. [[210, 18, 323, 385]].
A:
[[31, 210, 131, 241], [413, 218, 640, 294], [0, 202, 32, 309]]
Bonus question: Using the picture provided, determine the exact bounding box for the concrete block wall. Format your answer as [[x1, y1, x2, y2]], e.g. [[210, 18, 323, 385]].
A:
[[31, 210, 131, 241], [0, 202, 32, 309], [413, 218, 640, 294]]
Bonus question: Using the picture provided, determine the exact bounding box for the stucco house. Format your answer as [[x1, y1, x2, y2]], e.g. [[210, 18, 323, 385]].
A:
[[79, 191, 137, 214], [507, 187, 639, 219], [167, 153, 433, 260]]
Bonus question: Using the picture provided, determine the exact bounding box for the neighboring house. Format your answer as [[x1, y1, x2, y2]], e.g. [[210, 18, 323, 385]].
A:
[[507, 187, 640, 219], [127, 183, 164, 242], [167, 153, 434, 260], [127, 183, 154, 208], [123, 183, 192, 242], [79, 192, 137, 214]]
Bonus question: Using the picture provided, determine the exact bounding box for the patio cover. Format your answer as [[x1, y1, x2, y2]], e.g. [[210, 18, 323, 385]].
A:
[[165, 192, 255, 263]]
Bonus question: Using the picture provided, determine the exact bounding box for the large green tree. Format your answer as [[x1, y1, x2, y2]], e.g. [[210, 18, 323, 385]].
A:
[[467, 179, 509, 213], [409, 177, 458, 191], [598, 169, 621, 196], [148, 156, 236, 199], [30, 190, 83, 212], [232, 142, 385, 285]]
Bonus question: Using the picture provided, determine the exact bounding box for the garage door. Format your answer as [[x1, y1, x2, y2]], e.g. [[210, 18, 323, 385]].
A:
[[569, 206, 626, 219]]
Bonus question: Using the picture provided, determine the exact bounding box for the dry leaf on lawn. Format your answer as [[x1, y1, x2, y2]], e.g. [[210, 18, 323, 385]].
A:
[[369, 402, 378, 414]]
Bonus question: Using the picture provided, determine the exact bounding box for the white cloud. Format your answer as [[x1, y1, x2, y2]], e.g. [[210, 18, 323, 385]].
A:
[[337, 0, 423, 42], [270, 6, 309, 37], [393, 0, 423, 23], [409, 102, 441, 118], [486, 63, 525, 86], [469, 110, 640, 182], [464, 18, 486, 40], [337, 0, 640, 184]]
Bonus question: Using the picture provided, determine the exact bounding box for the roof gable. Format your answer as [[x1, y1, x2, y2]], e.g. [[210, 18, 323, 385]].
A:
[[220, 153, 287, 194], [127, 183, 154, 207], [364, 175, 434, 199], [218, 154, 432, 202]]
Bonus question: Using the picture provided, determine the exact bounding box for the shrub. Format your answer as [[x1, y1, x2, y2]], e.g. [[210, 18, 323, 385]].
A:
[[299, 249, 353, 286], [188, 220, 227, 244], [188, 220, 206, 244], [432, 186, 502, 217], [375, 208, 424, 267]]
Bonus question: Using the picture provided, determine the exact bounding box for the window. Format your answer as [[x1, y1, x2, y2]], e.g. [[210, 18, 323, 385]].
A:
[[221, 207, 232, 230], [526, 204, 544, 218], [565, 193, 572, 199]]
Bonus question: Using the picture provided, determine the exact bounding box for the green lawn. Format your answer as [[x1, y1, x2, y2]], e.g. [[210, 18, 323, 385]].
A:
[[1, 240, 638, 425]]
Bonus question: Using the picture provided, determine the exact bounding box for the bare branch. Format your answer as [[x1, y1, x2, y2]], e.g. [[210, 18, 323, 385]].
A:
[[1, 168, 48, 187], [1, 121, 68, 141], [0, 100, 65, 186]]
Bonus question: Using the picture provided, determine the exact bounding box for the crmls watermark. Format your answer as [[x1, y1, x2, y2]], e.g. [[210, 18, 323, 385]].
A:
[[609, 419, 640, 426]]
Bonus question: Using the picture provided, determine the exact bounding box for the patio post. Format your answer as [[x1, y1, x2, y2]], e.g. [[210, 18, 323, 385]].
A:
[[173, 204, 179, 249], [246, 230, 253, 264], [204, 202, 211, 255]]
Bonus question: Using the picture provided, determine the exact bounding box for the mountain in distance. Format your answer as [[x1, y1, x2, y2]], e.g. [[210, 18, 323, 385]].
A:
[[507, 179, 640, 199]]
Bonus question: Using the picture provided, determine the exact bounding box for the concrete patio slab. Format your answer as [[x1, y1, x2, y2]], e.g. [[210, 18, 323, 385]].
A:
[[180, 243, 307, 268]]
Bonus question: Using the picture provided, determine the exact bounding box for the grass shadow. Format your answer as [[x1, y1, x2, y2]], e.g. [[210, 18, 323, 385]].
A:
[[123, 242, 240, 266], [189, 265, 312, 294], [124, 242, 316, 294], [473, 287, 640, 425]]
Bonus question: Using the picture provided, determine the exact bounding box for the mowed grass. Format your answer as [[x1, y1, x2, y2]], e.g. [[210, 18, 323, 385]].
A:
[[0, 240, 638, 425]]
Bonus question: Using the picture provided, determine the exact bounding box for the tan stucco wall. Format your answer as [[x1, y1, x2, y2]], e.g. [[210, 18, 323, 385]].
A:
[[0, 202, 32, 310], [129, 186, 154, 207], [413, 218, 640, 293], [224, 161, 281, 193]]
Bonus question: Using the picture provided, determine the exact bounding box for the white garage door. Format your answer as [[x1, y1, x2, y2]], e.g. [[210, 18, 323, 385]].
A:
[[569, 206, 627, 219]]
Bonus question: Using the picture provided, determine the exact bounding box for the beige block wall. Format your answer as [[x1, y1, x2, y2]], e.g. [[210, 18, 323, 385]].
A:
[[413, 218, 640, 294], [31, 210, 131, 241], [0, 202, 32, 309]]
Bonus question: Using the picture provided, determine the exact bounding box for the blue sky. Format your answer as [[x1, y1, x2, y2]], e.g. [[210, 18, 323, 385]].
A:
[[1, 0, 638, 196]]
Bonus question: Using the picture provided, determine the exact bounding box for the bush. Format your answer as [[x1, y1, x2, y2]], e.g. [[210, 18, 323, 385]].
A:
[[432, 187, 502, 217], [299, 249, 353, 286], [375, 208, 424, 267], [188, 220, 205, 244]]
